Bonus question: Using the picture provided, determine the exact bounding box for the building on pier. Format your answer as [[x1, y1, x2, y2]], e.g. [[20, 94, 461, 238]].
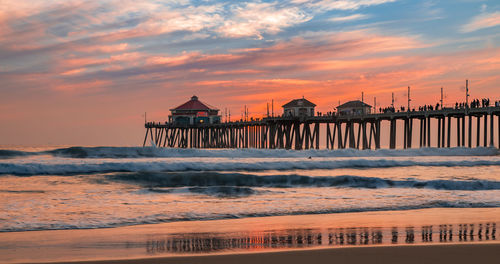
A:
[[282, 97, 316, 117], [168, 95, 221, 125], [337, 100, 372, 116]]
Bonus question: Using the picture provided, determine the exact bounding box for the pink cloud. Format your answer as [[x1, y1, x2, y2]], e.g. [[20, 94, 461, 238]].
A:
[[218, 2, 311, 38], [461, 11, 500, 32]]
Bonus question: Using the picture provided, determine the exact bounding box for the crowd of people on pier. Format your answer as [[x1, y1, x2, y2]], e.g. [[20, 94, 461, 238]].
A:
[[376, 98, 499, 114], [469, 98, 492, 108]]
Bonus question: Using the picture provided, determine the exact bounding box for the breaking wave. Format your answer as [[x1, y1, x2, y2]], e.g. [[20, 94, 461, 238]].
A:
[[2, 200, 497, 232], [110, 172, 500, 191], [2, 157, 500, 176], [0, 149, 28, 159], [146, 186, 259, 198], [0, 146, 497, 159]]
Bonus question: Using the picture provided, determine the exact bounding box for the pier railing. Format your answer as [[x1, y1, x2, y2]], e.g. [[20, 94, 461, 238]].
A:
[[143, 106, 500, 150]]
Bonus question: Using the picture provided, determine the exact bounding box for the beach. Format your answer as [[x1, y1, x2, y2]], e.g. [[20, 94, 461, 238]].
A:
[[1, 208, 498, 263], [2, 0, 500, 262]]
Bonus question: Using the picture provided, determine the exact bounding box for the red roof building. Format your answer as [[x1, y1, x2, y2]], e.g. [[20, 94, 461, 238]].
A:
[[169, 96, 221, 125]]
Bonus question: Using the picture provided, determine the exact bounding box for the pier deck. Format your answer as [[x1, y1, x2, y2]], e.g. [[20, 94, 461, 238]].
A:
[[144, 107, 500, 150]]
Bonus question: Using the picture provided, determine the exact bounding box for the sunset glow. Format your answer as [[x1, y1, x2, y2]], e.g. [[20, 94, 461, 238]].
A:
[[1, 0, 499, 145]]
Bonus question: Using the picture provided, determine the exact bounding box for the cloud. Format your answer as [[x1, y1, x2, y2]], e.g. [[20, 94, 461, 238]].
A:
[[461, 11, 500, 33], [329, 13, 369, 22], [41, 29, 426, 95], [218, 2, 311, 39], [308, 0, 396, 11]]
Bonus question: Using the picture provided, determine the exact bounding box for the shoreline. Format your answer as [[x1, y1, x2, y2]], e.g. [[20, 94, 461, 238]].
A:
[[1, 208, 498, 263], [2, 205, 499, 234]]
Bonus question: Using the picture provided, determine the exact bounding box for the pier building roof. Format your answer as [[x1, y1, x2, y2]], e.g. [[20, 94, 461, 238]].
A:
[[170, 96, 219, 111], [282, 98, 316, 108], [337, 100, 372, 109]]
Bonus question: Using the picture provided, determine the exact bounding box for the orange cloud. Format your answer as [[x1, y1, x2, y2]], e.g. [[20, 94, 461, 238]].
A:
[[52, 79, 111, 93]]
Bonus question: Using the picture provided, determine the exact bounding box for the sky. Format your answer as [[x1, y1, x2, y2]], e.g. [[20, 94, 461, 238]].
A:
[[0, 0, 499, 146]]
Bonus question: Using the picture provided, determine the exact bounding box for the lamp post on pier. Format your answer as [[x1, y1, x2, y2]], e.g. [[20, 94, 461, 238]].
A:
[[466, 80, 470, 110], [440, 87, 443, 109], [407, 86, 411, 112]]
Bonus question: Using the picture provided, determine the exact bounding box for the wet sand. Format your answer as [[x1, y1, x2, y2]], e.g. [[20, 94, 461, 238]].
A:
[[49, 243, 500, 264], [1, 208, 498, 263]]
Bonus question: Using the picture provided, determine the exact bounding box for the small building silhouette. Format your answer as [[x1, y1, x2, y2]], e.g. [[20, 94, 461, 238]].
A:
[[169, 96, 221, 125], [282, 97, 316, 117], [337, 100, 372, 115]]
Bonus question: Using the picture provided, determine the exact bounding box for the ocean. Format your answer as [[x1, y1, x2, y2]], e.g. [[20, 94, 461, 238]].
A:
[[1, 146, 499, 234]]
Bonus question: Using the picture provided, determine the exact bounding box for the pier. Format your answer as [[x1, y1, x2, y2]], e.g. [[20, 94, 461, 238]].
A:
[[143, 106, 500, 150]]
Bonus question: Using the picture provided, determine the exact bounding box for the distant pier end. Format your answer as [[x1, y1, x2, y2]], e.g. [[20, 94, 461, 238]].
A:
[[144, 97, 500, 150]]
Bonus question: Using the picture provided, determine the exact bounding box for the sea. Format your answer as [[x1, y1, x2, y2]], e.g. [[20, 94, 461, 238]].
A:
[[1, 145, 499, 233]]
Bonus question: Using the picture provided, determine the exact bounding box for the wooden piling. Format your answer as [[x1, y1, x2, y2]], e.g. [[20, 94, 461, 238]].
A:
[[484, 114, 488, 147]]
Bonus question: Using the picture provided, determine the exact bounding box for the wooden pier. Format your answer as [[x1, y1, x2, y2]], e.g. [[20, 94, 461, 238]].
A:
[[143, 107, 500, 150]]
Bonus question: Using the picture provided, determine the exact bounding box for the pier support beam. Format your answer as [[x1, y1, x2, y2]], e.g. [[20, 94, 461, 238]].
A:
[[441, 117, 445, 148], [490, 114, 494, 147], [337, 123, 343, 149], [447, 116, 451, 148], [419, 119, 424, 148], [477, 116, 481, 147], [389, 119, 396, 149], [462, 116, 465, 147], [437, 118, 441, 148], [404, 119, 407, 149], [468, 115, 472, 148], [376, 120, 381, 149], [362, 122, 368, 150], [484, 114, 488, 147], [408, 119, 413, 148], [348, 122, 356, 148], [143, 127, 149, 147], [427, 116, 431, 147], [315, 123, 320, 149]]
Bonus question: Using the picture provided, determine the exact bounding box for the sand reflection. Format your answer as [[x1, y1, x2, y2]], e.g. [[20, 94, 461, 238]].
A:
[[146, 222, 496, 254]]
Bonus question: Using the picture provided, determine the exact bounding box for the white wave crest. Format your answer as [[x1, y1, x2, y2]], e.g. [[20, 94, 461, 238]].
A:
[[2, 157, 500, 175], [42, 146, 500, 159]]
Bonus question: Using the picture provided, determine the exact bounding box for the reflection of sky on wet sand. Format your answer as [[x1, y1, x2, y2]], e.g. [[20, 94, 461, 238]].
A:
[[0, 208, 498, 263], [146, 222, 496, 254]]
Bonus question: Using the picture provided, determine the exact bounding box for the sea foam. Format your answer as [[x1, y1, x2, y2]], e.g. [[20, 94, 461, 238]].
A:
[[0, 146, 497, 159], [1, 157, 500, 176]]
